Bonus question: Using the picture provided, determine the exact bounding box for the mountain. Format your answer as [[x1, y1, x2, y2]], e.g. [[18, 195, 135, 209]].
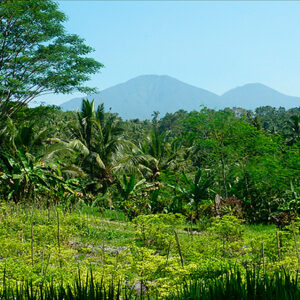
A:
[[222, 83, 300, 110], [60, 75, 220, 119], [60, 75, 300, 119]]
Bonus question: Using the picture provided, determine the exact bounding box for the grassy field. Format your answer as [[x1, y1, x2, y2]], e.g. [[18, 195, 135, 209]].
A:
[[0, 203, 299, 298]]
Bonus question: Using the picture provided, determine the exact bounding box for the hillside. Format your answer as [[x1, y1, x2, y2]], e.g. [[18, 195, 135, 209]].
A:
[[60, 75, 300, 119], [222, 83, 300, 110], [60, 75, 220, 119]]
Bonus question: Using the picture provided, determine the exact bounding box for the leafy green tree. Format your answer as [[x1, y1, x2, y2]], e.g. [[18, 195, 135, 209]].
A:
[[182, 109, 239, 197], [181, 107, 300, 223], [0, 0, 103, 118], [254, 106, 300, 137], [158, 110, 187, 136]]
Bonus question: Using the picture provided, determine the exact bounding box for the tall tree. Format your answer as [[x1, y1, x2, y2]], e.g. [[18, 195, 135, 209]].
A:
[[286, 115, 300, 145], [71, 100, 126, 192], [0, 0, 103, 118]]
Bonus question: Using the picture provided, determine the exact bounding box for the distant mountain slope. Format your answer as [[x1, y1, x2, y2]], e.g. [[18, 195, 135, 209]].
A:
[[60, 75, 300, 119], [60, 75, 220, 119], [221, 83, 300, 110]]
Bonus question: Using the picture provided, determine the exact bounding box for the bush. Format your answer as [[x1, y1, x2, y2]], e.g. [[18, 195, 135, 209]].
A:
[[210, 215, 244, 242], [133, 213, 185, 252]]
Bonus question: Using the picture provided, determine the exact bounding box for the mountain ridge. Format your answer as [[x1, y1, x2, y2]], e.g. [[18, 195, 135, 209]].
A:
[[60, 75, 300, 119]]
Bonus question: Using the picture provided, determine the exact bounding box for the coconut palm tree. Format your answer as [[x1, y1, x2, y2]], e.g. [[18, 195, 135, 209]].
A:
[[286, 115, 300, 145], [67, 99, 128, 192], [0, 117, 48, 155], [138, 127, 186, 181], [182, 168, 214, 219], [113, 125, 188, 197]]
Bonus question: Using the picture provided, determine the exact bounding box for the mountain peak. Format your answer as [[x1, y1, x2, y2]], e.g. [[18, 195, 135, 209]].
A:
[[124, 74, 178, 84], [124, 74, 197, 87], [223, 83, 277, 96], [222, 83, 299, 109], [60, 75, 300, 119], [128, 74, 173, 80], [60, 74, 219, 119]]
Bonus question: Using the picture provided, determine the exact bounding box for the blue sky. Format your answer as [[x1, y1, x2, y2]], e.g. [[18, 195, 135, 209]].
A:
[[39, 1, 300, 105]]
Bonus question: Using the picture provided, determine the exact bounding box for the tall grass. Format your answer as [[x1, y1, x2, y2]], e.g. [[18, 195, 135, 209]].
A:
[[169, 269, 299, 300], [101, 209, 129, 222], [0, 269, 299, 299], [0, 272, 127, 300]]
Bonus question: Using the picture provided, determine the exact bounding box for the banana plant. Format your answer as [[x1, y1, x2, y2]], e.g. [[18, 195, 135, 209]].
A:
[[0, 150, 50, 202], [116, 174, 147, 200], [0, 149, 85, 204], [115, 174, 156, 218], [48, 162, 86, 207], [278, 181, 300, 214]]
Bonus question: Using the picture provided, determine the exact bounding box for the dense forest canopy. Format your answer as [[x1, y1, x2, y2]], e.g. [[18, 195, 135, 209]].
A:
[[1, 101, 299, 224]]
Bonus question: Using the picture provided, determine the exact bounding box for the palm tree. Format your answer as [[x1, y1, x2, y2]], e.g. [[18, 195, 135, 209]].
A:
[[76, 99, 96, 151], [0, 117, 47, 155], [114, 124, 188, 184], [69, 99, 127, 192], [286, 115, 300, 145], [182, 168, 214, 219], [139, 127, 186, 181]]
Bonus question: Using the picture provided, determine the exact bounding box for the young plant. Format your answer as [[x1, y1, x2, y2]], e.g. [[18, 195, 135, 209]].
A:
[[182, 168, 214, 219]]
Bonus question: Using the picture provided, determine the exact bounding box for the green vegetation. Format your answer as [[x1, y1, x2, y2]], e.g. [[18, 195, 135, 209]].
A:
[[1, 0, 300, 298], [0, 204, 300, 299], [1, 269, 299, 300], [0, 0, 102, 118], [1, 102, 299, 224]]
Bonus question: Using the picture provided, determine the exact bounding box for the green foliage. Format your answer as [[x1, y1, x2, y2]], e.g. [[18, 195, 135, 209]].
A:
[[181, 108, 300, 223], [0, 202, 300, 298], [1, 0, 300, 296], [71, 99, 126, 193], [133, 213, 185, 251], [0, 0, 103, 118], [1, 100, 299, 225], [182, 168, 214, 219], [168, 268, 300, 300], [117, 175, 147, 200], [0, 150, 52, 202], [1, 271, 126, 300], [210, 215, 244, 243], [116, 174, 153, 219]]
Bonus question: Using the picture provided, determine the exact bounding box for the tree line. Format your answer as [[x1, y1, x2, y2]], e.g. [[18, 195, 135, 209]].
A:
[[0, 101, 299, 224]]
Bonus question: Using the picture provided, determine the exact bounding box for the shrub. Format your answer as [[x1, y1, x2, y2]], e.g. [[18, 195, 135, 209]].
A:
[[133, 213, 185, 252]]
